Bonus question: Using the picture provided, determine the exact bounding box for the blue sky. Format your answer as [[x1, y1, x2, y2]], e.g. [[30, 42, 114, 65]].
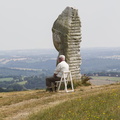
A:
[[0, 0, 119, 50]]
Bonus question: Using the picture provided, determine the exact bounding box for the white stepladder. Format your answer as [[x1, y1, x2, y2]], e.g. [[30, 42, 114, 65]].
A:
[[55, 71, 74, 92]]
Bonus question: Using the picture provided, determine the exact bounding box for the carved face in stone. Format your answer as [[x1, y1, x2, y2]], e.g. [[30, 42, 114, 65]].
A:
[[53, 32, 61, 51]]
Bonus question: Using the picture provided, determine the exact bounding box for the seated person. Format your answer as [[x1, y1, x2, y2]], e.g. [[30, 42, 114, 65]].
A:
[[46, 55, 69, 92]]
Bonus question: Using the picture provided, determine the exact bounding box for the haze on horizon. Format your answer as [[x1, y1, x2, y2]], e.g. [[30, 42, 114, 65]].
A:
[[0, 0, 119, 50]]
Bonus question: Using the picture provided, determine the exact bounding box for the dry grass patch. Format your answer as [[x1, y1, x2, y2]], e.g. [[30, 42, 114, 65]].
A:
[[28, 84, 120, 120], [0, 84, 120, 120]]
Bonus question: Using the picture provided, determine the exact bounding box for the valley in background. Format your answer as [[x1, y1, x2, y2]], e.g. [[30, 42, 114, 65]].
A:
[[0, 47, 120, 91]]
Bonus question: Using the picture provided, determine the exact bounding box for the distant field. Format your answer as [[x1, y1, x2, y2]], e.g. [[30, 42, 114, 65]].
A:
[[17, 81, 27, 85], [0, 77, 13, 82], [90, 76, 120, 85], [91, 76, 120, 81]]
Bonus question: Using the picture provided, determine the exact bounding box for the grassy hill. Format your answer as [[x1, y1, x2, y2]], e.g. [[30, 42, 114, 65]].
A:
[[0, 83, 120, 120]]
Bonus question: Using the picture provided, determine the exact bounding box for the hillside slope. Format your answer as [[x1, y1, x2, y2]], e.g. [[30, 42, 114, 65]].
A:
[[0, 84, 120, 120]]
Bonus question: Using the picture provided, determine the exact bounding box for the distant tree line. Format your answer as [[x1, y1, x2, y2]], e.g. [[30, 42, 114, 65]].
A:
[[0, 72, 51, 92], [81, 58, 120, 74], [0, 67, 41, 76]]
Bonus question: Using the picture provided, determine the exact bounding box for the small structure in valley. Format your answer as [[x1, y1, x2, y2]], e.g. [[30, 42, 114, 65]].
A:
[[52, 7, 82, 81]]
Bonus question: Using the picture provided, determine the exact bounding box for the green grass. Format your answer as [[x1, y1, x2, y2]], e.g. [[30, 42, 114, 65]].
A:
[[17, 81, 27, 85], [28, 86, 120, 120], [0, 77, 13, 82], [91, 76, 120, 82]]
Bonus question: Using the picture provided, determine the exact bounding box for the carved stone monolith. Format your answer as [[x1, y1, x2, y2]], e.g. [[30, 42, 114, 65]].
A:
[[52, 7, 82, 81]]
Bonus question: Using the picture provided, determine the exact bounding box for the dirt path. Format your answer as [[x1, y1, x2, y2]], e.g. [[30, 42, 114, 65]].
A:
[[1, 84, 120, 120]]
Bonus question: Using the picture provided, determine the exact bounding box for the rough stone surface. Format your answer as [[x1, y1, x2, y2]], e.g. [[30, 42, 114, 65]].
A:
[[52, 7, 82, 81]]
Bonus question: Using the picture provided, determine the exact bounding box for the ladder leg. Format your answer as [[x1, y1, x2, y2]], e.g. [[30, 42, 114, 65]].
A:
[[57, 78, 63, 91], [63, 73, 68, 92], [70, 72, 74, 91], [64, 78, 68, 92]]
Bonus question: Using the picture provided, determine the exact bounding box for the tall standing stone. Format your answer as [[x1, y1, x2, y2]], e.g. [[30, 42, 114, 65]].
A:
[[52, 7, 82, 81]]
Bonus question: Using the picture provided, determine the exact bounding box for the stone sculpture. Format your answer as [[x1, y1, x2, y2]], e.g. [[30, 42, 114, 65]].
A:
[[52, 7, 82, 81]]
